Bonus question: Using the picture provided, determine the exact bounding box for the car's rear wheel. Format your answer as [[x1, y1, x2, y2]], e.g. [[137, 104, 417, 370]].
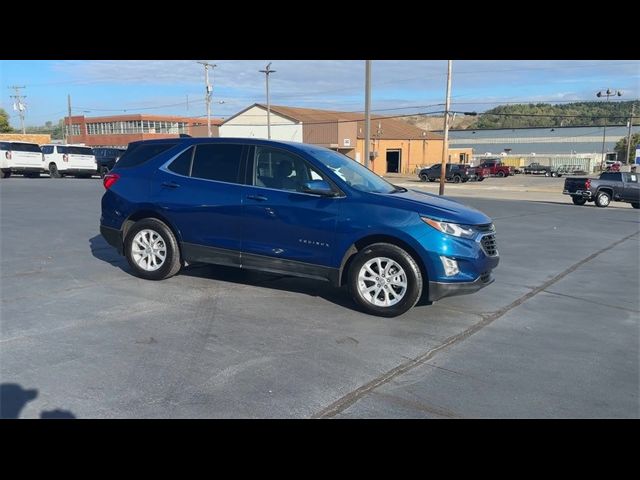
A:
[[497, 171, 505, 178], [1, 170, 11, 179], [99, 166, 109, 178], [348, 243, 422, 317], [49, 163, 61, 178], [124, 218, 182, 280], [551, 171, 558, 177], [631, 202, 639, 209], [572, 197, 587, 205], [595, 191, 611, 208], [477, 177, 484, 182], [428, 177, 435, 182]]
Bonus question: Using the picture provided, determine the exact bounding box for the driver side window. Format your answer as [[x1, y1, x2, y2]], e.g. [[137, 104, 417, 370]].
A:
[[254, 147, 324, 193]]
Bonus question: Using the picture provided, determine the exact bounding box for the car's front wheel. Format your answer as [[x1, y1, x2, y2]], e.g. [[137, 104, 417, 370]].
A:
[[348, 243, 423, 317], [420, 173, 428, 182], [124, 218, 182, 280]]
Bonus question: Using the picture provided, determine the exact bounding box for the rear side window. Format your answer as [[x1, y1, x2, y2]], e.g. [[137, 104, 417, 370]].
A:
[[11, 143, 41, 153], [42, 146, 54, 154], [191, 144, 243, 183], [0, 142, 10, 150], [60, 146, 93, 155], [167, 147, 194, 176], [117, 142, 178, 168]]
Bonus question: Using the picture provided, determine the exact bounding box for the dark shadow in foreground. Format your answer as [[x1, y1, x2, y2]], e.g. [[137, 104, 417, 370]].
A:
[[1, 383, 76, 419]]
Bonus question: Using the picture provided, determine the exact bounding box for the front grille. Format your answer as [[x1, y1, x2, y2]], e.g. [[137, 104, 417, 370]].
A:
[[480, 271, 491, 283], [481, 234, 498, 257], [476, 223, 495, 232]]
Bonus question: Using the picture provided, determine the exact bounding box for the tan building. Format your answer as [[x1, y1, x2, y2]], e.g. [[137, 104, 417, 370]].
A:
[[0, 133, 51, 144], [220, 104, 450, 175]]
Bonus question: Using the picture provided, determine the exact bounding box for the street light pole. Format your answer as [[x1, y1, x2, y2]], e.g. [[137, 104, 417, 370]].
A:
[[624, 103, 636, 165], [439, 60, 453, 196], [596, 88, 622, 169], [259, 63, 276, 139]]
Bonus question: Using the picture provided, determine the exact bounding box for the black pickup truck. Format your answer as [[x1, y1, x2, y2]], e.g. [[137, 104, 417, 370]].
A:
[[563, 172, 640, 208], [523, 162, 561, 177]]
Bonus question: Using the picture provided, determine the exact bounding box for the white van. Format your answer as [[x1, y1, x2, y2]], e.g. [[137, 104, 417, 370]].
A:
[[0, 141, 44, 178], [42, 144, 97, 178]]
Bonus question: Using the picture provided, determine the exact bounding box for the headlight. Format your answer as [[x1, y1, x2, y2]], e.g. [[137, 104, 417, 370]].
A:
[[422, 217, 476, 239]]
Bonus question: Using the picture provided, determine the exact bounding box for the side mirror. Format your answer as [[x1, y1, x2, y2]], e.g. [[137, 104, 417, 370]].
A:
[[301, 180, 336, 197]]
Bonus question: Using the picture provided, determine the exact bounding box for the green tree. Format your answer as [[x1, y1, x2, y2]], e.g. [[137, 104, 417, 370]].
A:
[[470, 101, 635, 129], [614, 133, 640, 164], [0, 108, 13, 133]]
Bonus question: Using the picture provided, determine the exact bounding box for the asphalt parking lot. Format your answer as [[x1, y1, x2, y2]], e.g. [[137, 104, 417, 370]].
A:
[[1, 175, 638, 418]]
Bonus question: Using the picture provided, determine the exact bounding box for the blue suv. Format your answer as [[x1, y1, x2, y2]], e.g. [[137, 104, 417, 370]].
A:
[[100, 138, 499, 317]]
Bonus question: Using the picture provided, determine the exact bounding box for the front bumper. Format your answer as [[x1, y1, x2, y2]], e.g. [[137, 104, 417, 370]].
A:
[[428, 273, 494, 302]]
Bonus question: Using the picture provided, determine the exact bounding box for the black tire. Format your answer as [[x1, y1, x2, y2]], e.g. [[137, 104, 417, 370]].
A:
[[631, 202, 639, 209], [572, 197, 587, 206], [419, 173, 428, 182], [99, 166, 109, 178], [477, 177, 484, 182], [49, 163, 61, 178], [497, 171, 505, 178], [428, 177, 435, 182], [347, 243, 423, 317], [453, 175, 461, 184], [551, 171, 557, 177], [544, 171, 550, 177], [124, 218, 182, 280], [0, 170, 10, 179], [595, 191, 611, 208]]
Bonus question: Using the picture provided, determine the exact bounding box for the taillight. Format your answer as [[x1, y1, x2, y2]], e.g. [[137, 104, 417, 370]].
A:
[[585, 179, 591, 190], [5, 151, 11, 159], [103, 173, 120, 190]]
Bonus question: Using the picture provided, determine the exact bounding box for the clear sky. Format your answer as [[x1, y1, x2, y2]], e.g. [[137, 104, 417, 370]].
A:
[[1, 60, 638, 128]]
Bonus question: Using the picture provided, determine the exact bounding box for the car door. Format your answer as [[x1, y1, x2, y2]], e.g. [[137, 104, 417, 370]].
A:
[[622, 173, 640, 202], [242, 145, 341, 271], [152, 143, 248, 266], [429, 164, 441, 180]]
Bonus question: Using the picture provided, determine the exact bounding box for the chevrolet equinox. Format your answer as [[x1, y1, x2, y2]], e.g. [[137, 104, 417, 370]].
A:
[[100, 138, 499, 317]]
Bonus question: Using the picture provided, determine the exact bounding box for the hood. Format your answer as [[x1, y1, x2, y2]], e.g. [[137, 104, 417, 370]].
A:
[[379, 188, 492, 225]]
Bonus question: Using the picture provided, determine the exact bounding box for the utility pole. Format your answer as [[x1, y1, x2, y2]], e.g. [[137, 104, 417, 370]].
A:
[[9, 85, 27, 134], [439, 60, 453, 196], [364, 60, 372, 169], [596, 88, 622, 169], [197, 61, 217, 137], [624, 103, 635, 165], [259, 63, 276, 139], [66, 94, 72, 143]]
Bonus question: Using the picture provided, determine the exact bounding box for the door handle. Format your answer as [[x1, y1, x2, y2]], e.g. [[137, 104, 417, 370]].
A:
[[161, 181, 181, 189], [246, 194, 268, 201]]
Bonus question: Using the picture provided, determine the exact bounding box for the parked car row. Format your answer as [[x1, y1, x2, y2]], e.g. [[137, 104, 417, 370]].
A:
[[0, 141, 126, 179]]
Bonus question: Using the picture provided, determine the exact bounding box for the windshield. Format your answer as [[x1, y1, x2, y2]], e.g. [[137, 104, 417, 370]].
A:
[[310, 148, 397, 194]]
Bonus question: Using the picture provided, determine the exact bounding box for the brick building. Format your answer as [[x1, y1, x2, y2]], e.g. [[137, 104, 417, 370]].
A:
[[65, 114, 222, 147]]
